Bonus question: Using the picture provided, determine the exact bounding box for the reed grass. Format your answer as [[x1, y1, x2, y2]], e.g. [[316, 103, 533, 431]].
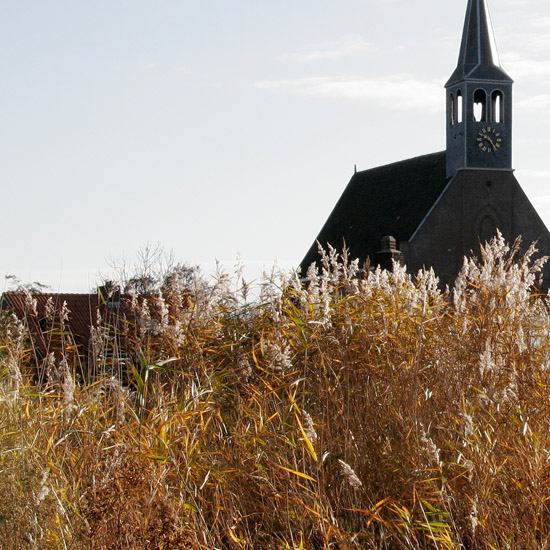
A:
[[2, 233, 550, 549]]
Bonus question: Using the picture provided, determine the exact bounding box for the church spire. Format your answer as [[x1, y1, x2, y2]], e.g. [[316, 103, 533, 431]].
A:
[[445, 0, 513, 178], [446, 0, 512, 87]]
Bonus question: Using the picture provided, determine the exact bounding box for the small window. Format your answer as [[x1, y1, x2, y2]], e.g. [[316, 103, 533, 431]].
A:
[[491, 91, 503, 123], [474, 89, 487, 122], [457, 90, 463, 123], [450, 93, 455, 125]]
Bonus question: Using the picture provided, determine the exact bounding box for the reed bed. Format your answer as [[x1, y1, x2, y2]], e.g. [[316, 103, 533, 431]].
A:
[[2, 233, 550, 549]]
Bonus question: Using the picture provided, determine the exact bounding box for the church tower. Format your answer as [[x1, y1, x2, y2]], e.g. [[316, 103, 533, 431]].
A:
[[445, 0, 513, 178]]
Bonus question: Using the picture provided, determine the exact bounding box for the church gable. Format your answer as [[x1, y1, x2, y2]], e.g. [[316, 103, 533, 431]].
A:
[[401, 170, 550, 286]]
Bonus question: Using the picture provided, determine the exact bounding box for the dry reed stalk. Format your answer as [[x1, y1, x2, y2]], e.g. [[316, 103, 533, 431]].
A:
[[1, 235, 550, 548]]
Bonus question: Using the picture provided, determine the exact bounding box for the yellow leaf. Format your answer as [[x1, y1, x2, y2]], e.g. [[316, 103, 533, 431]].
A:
[[227, 526, 245, 547], [294, 410, 318, 462], [275, 464, 317, 482]]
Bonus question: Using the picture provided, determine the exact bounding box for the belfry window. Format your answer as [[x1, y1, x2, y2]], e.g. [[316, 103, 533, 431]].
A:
[[491, 91, 503, 123], [473, 89, 487, 122], [450, 93, 455, 125], [457, 90, 463, 123]]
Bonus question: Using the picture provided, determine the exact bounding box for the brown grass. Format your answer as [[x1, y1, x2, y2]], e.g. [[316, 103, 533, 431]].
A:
[[2, 233, 550, 549]]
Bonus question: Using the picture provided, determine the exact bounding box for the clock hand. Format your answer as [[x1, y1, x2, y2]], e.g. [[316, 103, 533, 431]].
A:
[[483, 134, 496, 149]]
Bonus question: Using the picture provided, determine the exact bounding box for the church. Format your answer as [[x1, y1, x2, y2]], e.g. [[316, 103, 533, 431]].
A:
[[300, 0, 550, 287]]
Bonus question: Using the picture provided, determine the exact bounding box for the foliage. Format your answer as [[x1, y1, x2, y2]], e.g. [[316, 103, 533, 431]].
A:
[[2, 233, 550, 549]]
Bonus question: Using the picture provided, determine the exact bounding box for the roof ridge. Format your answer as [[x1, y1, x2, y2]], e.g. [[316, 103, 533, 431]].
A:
[[355, 151, 446, 176]]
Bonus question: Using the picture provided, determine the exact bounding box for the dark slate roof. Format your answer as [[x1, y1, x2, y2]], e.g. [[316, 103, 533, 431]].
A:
[[446, 0, 512, 86], [300, 151, 449, 272]]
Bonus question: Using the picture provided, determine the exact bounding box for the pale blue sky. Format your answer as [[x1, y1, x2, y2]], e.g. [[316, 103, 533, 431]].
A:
[[2, 0, 550, 290]]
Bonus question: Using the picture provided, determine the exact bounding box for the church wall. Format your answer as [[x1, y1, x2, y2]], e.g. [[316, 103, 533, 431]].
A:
[[400, 170, 550, 287]]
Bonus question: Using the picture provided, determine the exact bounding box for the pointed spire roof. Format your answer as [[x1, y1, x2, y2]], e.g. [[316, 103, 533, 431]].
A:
[[446, 0, 512, 87]]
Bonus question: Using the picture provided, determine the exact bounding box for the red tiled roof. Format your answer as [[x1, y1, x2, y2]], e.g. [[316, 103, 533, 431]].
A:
[[1, 292, 100, 359], [1, 290, 170, 367]]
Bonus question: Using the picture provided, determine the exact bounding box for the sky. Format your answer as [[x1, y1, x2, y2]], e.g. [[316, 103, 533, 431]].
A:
[[2, 0, 550, 292]]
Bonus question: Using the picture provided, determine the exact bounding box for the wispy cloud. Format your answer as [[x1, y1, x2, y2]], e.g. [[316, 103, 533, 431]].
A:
[[256, 74, 443, 113], [497, 11, 550, 79], [516, 94, 550, 114], [518, 169, 550, 181], [503, 56, 550, 81], [282, 35, 376, 63], [499, 0, 535, 7], [529, 15, 550, 29]]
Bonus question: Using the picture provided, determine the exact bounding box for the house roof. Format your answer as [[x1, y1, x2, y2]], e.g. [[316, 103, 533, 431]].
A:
[[300, 151, 450, 272], [1, 292, 100, 359]]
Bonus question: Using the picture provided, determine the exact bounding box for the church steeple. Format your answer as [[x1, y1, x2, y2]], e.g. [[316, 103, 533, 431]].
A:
[[445, 0, 513, 178], [447, 0, 512, 86]]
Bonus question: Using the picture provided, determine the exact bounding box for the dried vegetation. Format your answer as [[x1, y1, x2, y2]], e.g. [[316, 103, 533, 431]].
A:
[[2, 233, 550, 549]]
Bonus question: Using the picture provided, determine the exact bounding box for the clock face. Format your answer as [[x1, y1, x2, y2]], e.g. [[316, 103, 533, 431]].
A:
[[477, 127, 503, 153]]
